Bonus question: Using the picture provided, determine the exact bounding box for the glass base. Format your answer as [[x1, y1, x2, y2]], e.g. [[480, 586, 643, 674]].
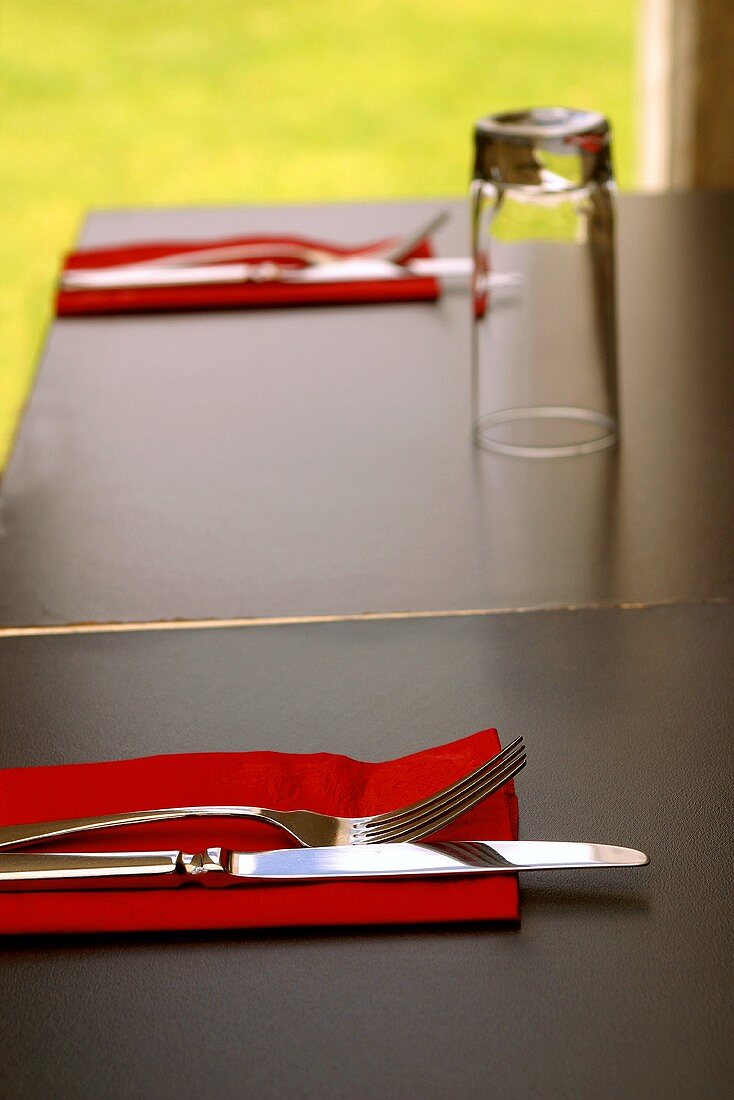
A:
[[473, 406, 618, 458]]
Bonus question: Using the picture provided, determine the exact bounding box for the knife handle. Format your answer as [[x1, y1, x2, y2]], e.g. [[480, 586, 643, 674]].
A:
[[0, 849, 183, 890], [0, 847, 231, 891]]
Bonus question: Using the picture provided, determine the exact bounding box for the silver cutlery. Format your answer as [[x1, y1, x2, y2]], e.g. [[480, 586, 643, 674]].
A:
[[60, 255, 506, 291], [0, 736, 526, 851], [0, 840, 649, 888]]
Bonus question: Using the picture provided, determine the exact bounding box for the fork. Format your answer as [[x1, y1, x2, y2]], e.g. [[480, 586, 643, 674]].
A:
[[0, 736, 525, 851], [108, 210, 450, 272]]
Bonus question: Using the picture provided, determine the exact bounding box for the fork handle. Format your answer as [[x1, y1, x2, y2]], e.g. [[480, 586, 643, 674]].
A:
[[0, 806, 280, 852]]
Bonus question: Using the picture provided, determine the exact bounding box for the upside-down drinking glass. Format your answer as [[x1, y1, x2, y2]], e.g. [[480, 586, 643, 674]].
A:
[[471, 107, 619, 457]]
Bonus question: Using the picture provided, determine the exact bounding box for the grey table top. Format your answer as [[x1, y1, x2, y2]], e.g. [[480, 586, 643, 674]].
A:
[[0, 192, 732, 629], [1, 602, 732, 1098]]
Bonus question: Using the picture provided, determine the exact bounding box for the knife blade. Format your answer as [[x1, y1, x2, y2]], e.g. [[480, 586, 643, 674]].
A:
[[59, 257, 512, 291], [0, 841, 648, 889]]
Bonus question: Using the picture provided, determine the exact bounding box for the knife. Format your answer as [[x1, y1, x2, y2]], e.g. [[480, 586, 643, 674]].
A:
[[60, 257, 519, 291], [0, 841, 648, 889]]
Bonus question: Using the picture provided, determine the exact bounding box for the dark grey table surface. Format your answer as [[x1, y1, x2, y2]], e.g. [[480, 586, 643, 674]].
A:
[[0, 192, 732, 628], [1, 603, 733, 1098]]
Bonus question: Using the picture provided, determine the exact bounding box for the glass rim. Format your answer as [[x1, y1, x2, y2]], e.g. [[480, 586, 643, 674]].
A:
[[475, 107, 608, 143]]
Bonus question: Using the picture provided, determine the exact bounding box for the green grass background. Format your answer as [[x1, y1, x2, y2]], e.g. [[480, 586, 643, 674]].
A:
[[0, 0, 637, 465]]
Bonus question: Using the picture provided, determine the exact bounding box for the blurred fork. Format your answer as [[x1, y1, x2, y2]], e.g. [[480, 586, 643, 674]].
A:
[[0, 735, 525, 850], [108, 210, 450, 271]]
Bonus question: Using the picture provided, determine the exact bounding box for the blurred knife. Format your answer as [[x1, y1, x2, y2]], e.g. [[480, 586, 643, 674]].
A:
[[60, 257, 519, 291]]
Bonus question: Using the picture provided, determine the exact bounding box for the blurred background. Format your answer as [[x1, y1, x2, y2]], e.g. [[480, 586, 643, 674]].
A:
[[0, 0, 639, 464]]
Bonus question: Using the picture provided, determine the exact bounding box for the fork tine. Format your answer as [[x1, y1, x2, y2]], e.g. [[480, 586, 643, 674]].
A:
[[357, 742, 525, 843], [357, 738, 524, 838], [380, 209, 450, 262], [357, 736, 524, 829], [362, 752, 525, 844], [360, 745, 525, 841], [362, 751, 526, 844]]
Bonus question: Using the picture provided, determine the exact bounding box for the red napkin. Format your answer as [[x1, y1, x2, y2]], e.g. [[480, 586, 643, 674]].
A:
[[56, 233, 440, 316], [0, 729, 518, 935]]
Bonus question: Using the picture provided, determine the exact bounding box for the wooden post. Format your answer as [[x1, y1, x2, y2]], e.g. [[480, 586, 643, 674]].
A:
[[640, 0, 734, 188]]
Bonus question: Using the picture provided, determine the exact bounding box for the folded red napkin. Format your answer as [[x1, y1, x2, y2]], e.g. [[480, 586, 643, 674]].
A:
[[56, 233, 440, 316], [0, 729, 518, 935]]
